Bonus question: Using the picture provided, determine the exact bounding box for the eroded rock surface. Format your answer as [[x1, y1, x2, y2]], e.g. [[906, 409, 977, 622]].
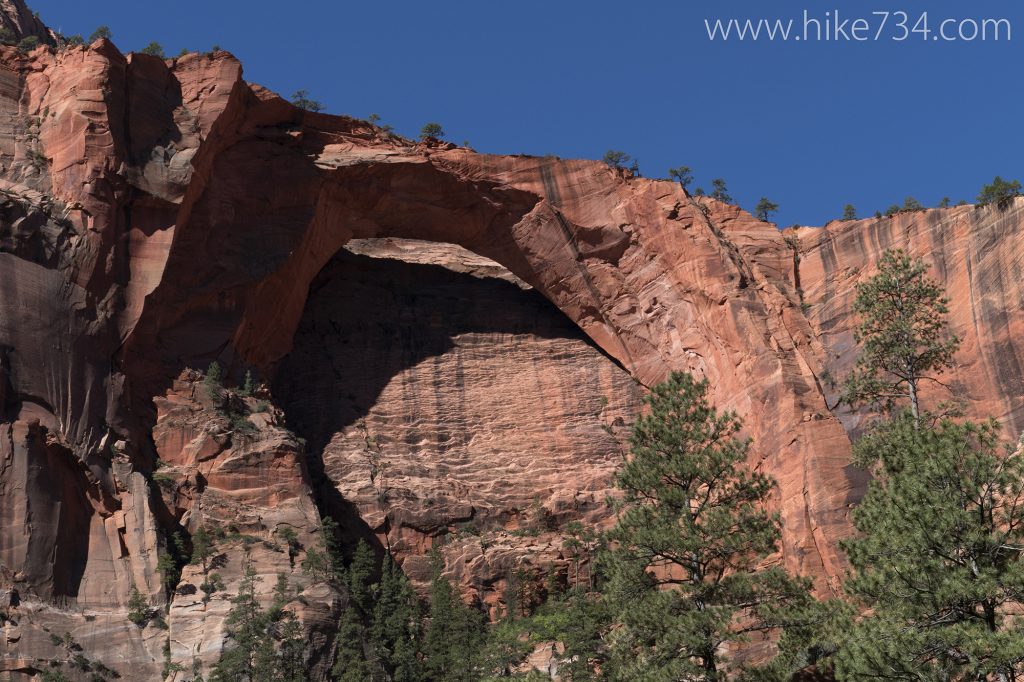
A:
[[275, 239, 643, 613], [796, 202, 1024, 435], [0, 0, 1022, 675]]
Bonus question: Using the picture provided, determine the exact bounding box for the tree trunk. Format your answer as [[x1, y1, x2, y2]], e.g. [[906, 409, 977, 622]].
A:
[[908, 377, 920, 425]]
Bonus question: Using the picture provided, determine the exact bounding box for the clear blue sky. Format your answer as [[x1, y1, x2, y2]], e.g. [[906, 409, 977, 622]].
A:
[[33, 0, 1024, 227]]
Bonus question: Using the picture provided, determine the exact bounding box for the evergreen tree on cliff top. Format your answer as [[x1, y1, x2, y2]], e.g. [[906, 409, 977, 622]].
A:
[[602, 372, 822, 680], [841, 249, 958, 421]]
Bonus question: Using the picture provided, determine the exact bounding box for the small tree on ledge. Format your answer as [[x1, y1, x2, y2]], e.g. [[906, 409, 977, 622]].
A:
[[602, 150, 630, 170], [420, 122, 445, 140], [88, 26, 111, 43], [140, 41, 165, 58], [754, 197, 779, 222], [841, 249, 959, 422], [977, 175, 1022, 209], [291, 89, 324, 113], [668, 166, 693, 190], [709, 177, 733, 204], [127, 586, 150, 627]]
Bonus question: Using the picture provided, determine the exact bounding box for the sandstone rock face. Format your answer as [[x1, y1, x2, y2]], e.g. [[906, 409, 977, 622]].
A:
[[0, 7, 1023, 677], [152, 372, 338, 680], [0, 0, 53, 44], [795, 202, 1024, 435], [274, 239, 643, 611]]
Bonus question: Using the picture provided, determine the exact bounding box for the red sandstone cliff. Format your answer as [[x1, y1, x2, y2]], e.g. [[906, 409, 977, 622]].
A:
[[0, 2, 1022, 678]]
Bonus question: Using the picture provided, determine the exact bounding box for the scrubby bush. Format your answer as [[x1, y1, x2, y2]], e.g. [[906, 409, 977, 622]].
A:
[[668, 166, 693, 190], [977, 175, 1022, 208], [17, 36, 38, 52], [127, 586, 149, 626], [140, 42, 164, 58], [88, 26, 111, 43], [291, 89, 323, 112], [420, 122, 445, 140], [710, 177, 733, 203], [602, 150, 630, 170], [902, 196, 924, 211]]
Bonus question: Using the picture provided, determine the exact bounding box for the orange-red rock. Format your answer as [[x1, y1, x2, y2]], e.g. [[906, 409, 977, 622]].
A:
[[1, 0, 1023, 676]]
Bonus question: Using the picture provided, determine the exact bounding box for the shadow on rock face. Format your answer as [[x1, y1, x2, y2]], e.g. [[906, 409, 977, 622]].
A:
[[272, 240, 631, 550]]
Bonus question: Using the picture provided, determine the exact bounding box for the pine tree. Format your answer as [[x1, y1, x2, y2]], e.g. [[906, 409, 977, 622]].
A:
[[203, 361, 223, 401], [291, 90, 324, 113], [302, 516, 341, 583], [156, 549, 179, 595], [209, 569, 310, 681], [602, 150, 631, 170], [843, 204, 857, 220], [241, 370, 255, 396], [275, 615, 306, 682], [602, 372, 818, 680], [423, 554, 485, 681], [88, 26, 111, 43], [836, 415, 1024, 680], [277, 526, 300, 566], [420, 122, 445, 140], [140, 41, 165, 58], [710, 178, 733, 204], [668, 166, 694, 190], [755, 197, 779, 222], [348, 539, 376, 617], [841, 249, 959, 421], [557, 588, 609, 681], [372, 554, 422, 682], [977, 176, 1022, 208], [332, 601, 374, 682], [902, 196, 924, 211], [211, 562, 265, 680], [127, 585, 149, 626], [191, 526, 214, 570]]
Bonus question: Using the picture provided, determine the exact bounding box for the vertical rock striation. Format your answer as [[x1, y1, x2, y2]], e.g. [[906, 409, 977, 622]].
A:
[[0, 7, 1022, 675]]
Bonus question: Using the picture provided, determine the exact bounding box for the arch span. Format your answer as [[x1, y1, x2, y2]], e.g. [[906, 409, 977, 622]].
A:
[[121, 80, 857, 589]]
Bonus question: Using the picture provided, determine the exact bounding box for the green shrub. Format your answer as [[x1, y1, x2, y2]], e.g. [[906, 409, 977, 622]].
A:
[[127, 586, 149, 626], [140, 41, 164, 58], [200, 572, 224, 603], [902, 196, 924, 211], [17, 36, 39, 52], [710, 178, 733, 204], [668, 166, 693, 189], [602, 150, 630, 170], [420, 122, 445, 140], [202, 361, 222, 401], [977, 175, 1022, 208], [240, 370, 254, 396], [88, 26, 111, 43], [754, 197, 779, 222], [291, 89, 323, 113]]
